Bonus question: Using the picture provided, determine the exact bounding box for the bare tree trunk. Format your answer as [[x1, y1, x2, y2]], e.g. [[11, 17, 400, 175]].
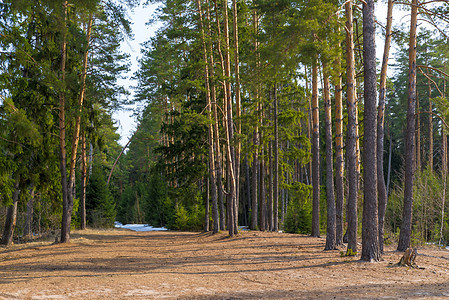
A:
[[250, 10, 260, 231], [268, 139, 274, 231], [232, 0, 241, 235], [251, 129, 259, 230], [361, 0, 380, 262], [311, 62, 320, 238], [205, 0, 220, 232], [212, 0, 227, 231], [416, 93, 421, 171], [323, 64, 336, 250], [259, 134, 266, 231], [398, 0, 418, 252], [59, 1, 70, 243], [196, 0, 216, 233], [222, 0, 236, 236], [440, 129, 447, 246], [345, 0, 359, 254], [80, 130, 87, 230], [273, 84, 279, 232], [428, 77, 433, 170], [334, 57, 344, 246], [1, 178, 20, 246], [377, 0, 394, 254]]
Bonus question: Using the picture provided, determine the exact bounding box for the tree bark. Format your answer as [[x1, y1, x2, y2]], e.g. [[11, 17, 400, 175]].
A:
[[416, 93, 421, 171], [196, 0, 217, 233], [205, 0, 220, 233], [361, 0, 380, 262], [250, 10, 260, 231], [345, 0, 358, 254], [334, 57, 344, 246], [398, 0, 418, 252], [268, 139, 274, 231], [377, 0, 394, 254], [428, 77, 433, 170], [232, 0, 241, 235], [259, 135, 266, 231], [273, 84, 279, 232], [311, 62, 320, 237], [1, 178, 20, 247], [80, 130, 87, 230], [323, 64, 336, 250], [59, 0, 70, 243], [251, 129, 259, 230], [222, 0, 236, 237], [212, 0, 227, 231]]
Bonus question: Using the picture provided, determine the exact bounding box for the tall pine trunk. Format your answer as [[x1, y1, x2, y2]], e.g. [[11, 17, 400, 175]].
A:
[[323, 65, 336, 250], [311, 62, 320, 237], [59, 1, 70, 243], [250, 10, 260, 231], [416, 93, 421, 170], [334, 57, 344, 246], [428, 77, 433, 170], [259, 132, 266, 231], [345, 0, 359, 254], [361, 0, 380, 261], [273, 84, 279, 232], [398, 0, 418, 252], [377, 0, 394, 254], [80, 130, 87, 230], [212, 0, 227, 231], [196, 0, 216, 233], [232, 0, 241, 235], [222, 0, 236, 236]]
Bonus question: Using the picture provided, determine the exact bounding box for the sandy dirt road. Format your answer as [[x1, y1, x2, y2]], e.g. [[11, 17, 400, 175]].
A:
[[1, 229, 449, 299]]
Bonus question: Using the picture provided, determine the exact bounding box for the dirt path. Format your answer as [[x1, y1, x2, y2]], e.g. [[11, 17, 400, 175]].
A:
[[0, 229, 448, 299]]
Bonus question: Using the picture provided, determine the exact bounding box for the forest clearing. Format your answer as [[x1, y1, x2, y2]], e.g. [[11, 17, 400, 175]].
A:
[[1, 228, 449, 299]]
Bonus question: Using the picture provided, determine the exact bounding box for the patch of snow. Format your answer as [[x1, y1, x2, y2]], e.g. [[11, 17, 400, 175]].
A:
[[114, 222, 167, 232]]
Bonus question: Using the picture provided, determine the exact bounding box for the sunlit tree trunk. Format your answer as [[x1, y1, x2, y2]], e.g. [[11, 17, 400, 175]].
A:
[[250, 10, 260, 231], [80, 130, 87, 230], [212, 0, 227, 231], [273, 84, 279, 232], [232, 0, 241, 235], [311, 62, 320, 237], [377, 0, 394, 254], [268, 139, 274, 231], [222, 0, 236, 236], [259, 129, 266, 231], [398, 0, 418, 252], [323, 64, 336, 250], [428, 77, 433, 170], [345, 0, 358, 254], [59, 1, 70, 243], [196, 0, 216, 233], [334, 57, 344, 246], [361, 0, 380, 262], [416, 93, 421, 170]]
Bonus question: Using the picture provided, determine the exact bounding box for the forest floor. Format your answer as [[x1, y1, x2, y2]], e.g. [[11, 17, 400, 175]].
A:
[[1, 229, 449, 299]]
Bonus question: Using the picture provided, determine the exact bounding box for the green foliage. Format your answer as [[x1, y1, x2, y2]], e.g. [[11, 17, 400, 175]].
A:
[[86, 165, 116, 228], [284, 182, 312, 234], [386, 167, 449, 246]]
